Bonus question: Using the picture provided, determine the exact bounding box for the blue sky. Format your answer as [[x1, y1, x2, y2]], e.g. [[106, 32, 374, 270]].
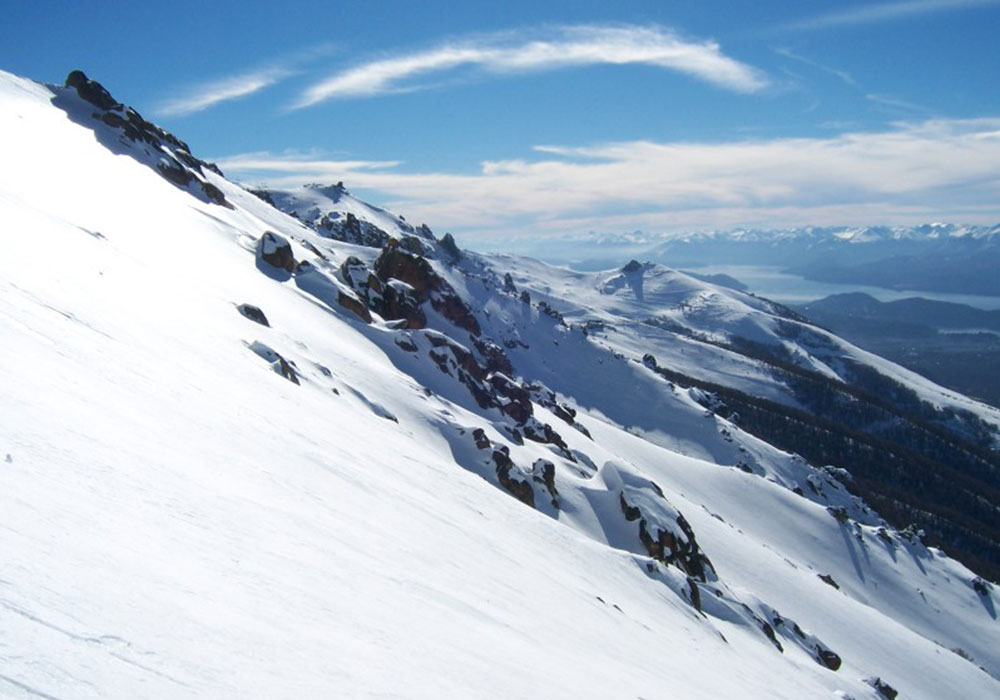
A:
[[4, 0, 1000, 243]]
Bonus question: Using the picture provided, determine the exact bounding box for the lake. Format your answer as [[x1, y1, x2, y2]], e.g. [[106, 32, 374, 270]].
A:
[[685, 264, 1000, 310]]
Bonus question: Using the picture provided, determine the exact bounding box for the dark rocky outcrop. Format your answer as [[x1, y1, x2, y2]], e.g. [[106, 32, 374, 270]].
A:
[[257, 232, 295, 272], [248, 341, 299, 385], [818, 573, 840, 590], [439, 232, 461, 261], [156, 156, 193, 187], [488, 373, 533, 423], [869, 677, 898, 700], [394, 334, 419, 353], [372, 241, 480, 335], [620, 489, 716, 582], [532, 459, 559, 507], [62, 71, 227, 205], [503, 273, 517, 294], [318, 212, 391, 248], [374, 243, 441, 301], [336, 289, 372, 323], [522, 419, 575, 460], [431, 291, 481, 336], [827, 505, 849, 523], [65, 70, 119, 110], [474, 338, 514, 377], [380, 280, 427, 329], [237, 304, 270, 327], [622, 259, 643, 273], [469, 429, 558, 510], [492, 447, 535, 508], [537, 301, 565, 325], [815, 647, 842, 671], [247, 188, 276, 207]]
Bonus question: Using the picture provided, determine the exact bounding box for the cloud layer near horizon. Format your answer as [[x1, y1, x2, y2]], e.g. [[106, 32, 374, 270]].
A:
[[220, 118, 1000, 238], [294, 25, 768, 107]]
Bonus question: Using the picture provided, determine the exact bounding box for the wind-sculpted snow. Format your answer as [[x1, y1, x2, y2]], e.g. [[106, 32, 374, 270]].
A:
[[1, 68, 999, 698]]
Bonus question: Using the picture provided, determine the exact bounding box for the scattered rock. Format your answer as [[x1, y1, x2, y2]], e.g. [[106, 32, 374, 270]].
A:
[[827, 505, 849, 523], [818, 573, 840, 590], [531, 458, 559, 507], [620, 486, 716, 582], [201, 181, 227, 205], [319, 211, 391, 248], [472, 428, 492, 450], [236, 304, 270, 327], [247, 188, 276, 206], [156, 156, 193, 187], [248, 341, 299, 385], [257, 232, 296, 272], [492, 447, 534, 508], [814, 646, 841, 671], [394, 334, 418, 353], [503, 272, 517, 293], [537, 301, 565, 324], [868, 677, 898, 700]]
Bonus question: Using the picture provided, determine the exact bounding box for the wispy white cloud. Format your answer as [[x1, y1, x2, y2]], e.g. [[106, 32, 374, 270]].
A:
[[866, 93, 932, 115], [156, 67, 295, 117], [155, 44, 338, 117], [782, 0, 1000, 31], [774, 48, 856, 85], [219, 118, 1000, 238], [294, 24, 768, 108]]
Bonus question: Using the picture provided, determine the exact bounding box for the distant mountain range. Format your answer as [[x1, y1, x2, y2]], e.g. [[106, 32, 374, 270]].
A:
[[522, 225, 1000, 296]]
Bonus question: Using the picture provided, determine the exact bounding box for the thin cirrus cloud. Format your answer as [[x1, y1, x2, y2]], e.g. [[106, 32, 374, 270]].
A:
[[293, 24, 769, 108], [219, 118, 1000, 238], [155, 66, 296, 117], [781, 0, 1000, 31]]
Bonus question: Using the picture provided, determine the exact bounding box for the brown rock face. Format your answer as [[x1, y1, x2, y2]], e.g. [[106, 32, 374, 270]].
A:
[[374, 245, 440, 301], [337, 290, 373, 323], [372, 242, 480, 335], [431, 292, 481, 336], [492, 448, 535, 508], [619, 491, 716, 583], [257, 232, 296, 272]]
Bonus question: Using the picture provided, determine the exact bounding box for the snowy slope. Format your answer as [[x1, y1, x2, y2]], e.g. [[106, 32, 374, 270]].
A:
[[1, 69, 999, 700]]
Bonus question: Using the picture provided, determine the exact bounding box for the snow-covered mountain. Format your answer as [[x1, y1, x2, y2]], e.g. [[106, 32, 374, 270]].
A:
[[2, 69, 999, 699]]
